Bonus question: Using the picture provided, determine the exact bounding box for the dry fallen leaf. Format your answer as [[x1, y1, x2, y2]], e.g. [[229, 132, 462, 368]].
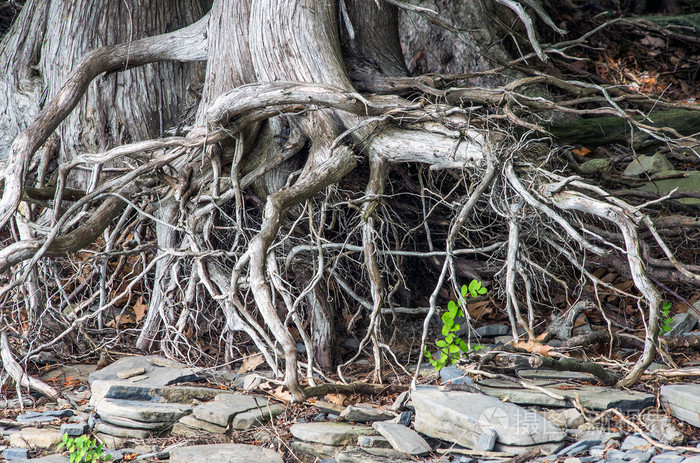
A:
[[514, 340, 555, 357], [133, 296, 148, 324], [325, 393, 349, 406], [270, 385, 293, 402], [238, 353, 265, 373]]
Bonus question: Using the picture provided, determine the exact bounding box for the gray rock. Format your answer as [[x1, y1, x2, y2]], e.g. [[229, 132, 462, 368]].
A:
[[664, 313, 698, 336], [651, 454, 685, 463], [178, 414, 228, 433], [290, 422, 377, 446], [494, 335, 514, 345], [372, 421, 431, 455], [231, 403, 286, 430], [412, 387, 566, 449], [391, 391, 410, 411], [440, 365, 475, 386], [117, 367, 146, 379], [397, 410, 412, 426], [660, 384, 700, 427], [340, 404, 394, 423], [570, 429, 621, 445], [320, 459, 337, 463], [315, 400, 346, 415], [641, 413, 685, 445], [682, 457, 700, 463], [171, 422, 205, 437], [540, 408, 585, 428], [624, 154, 674, 177], [607, 450, 628, 460], [169, 444, 283, 463], [636, 171, 700, 206], [96, 398, 191, 423], [87, 413, 97, 430], [193, 394, 263, 427], [580, 158, 610, 174], [16, 410, 74, 423], [336, 447, 417, 463], [557, 440, 601, 456], [622, 435, 653, 451], [89, 355, 207, 387], [476, 428, 497, 451], [94, 421, 154, 439], [3, 448, 29, 460], [625, 450, 655, 463], [90, 379, 228, 406], [60, 422, 89, 437], [99, 413, 172, 430], [9, 427, 63, 449], [290, 441, 343, 459], [476, 324, 510, 337], [94, 432, 128, 449], [358, 435, 391, 448], [479, 379, 654, 411], [494, 441, 567, 455]]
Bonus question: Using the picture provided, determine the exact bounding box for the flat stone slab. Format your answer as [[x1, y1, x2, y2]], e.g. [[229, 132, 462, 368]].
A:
[[290, 422, 377, 446], [290, 441, 342, 459], [358, 435, 392, 449], [231, 403, 285, 430], [193, 394, 264, 427], [178, 414, 228, 433], [169, 444, 283, 463], [661, 384, 700, 427], [99, 413, 172, 430], [372, 421, 431, 455], [96, 398, 191, 423], [340, 404, 394, 423], [88, 355, 207, 387], [412, 387, 565, 449], [9, 427, 63, 449], [337, 448, 419, 463], [16, 410, 74, 424], [90, 378, 235, 405], [479, 379, 654, 411], [94, 421, 153, 439]]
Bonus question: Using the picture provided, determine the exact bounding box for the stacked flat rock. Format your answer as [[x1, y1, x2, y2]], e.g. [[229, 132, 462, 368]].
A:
[[289, 422, 378, 459], [89, 355, 209, 406], [89, 355, 209, 440], [172, 393, 285, 436], [660, 383, 700, 427], [412, 386, 567, 454], [94, 398, 191, 439]]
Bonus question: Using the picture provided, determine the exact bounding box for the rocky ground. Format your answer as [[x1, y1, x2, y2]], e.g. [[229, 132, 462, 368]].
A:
[[1, 344, 700, 463]]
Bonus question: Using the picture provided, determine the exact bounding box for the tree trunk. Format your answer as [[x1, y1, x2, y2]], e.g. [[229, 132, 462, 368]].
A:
[[0, 0, 210, 181]]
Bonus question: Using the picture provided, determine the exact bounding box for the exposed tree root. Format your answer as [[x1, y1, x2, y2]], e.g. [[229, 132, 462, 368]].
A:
[[1, 0, 699, 402]]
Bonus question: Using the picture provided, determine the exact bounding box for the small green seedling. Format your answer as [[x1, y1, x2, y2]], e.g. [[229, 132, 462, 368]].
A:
[[659, 301, 673, 335], [58, 434, 112, 463], [424, 280, 487, 371]]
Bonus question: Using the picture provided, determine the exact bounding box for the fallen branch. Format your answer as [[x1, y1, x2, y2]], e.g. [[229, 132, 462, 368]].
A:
[[0, 331, 60, 400]]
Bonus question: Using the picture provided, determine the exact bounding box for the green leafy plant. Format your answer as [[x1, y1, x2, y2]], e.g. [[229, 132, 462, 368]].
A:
[[58, 434, 112, 463], [659, 301, 673, 335], [424, 280, 487, 371]]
